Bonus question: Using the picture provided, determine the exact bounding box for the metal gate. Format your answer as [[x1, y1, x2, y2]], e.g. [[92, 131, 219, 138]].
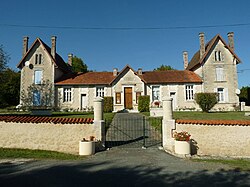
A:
[[105, 113, 162, 148]]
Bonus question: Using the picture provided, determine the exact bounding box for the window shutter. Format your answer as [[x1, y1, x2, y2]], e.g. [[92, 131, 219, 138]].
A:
[[224, 88, 229, 102]]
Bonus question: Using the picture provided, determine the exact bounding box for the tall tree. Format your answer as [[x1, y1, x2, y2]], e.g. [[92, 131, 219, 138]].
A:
[[72, 56, 88, 73], [239, 86, 250, 104], [0, 45, 8, 72], [154, 64, 175, 71]]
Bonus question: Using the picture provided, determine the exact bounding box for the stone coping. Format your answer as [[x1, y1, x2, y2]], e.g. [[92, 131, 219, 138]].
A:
[[176, 119, 250, 126], [0, 115, 93, 124]]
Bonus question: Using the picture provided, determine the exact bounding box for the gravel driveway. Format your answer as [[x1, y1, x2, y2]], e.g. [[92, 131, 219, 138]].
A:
[[1, 148, 249, 186]]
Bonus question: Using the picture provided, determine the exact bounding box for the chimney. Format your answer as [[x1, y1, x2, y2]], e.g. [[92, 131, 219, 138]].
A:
[[183, 51, 188, 69], [138, 68, 142, 75], [51, 36, 57, 59], [22, 36, 29, 57], [199, 32, 205, 59], [113, 68, 118, 76], [227, 32, 234, 51], [68, 53, 73, 66]]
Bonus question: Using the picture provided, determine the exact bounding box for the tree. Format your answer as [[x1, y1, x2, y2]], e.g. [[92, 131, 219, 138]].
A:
[[0, 69, 20, 107], [0, 45, 8, 72], [20, 80, 54, 110], [239, 86, 250, 105], [195, 93, 218, 112], [154, 64, 175, 71], [72, 56, 88, 73]]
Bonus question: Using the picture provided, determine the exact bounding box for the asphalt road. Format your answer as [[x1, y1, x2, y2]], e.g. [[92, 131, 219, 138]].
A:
[[0, 148, 249, 187]]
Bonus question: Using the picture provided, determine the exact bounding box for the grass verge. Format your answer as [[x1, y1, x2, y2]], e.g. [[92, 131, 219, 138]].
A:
[[0, 148, 84, 160], [193, 158, 250, 171]]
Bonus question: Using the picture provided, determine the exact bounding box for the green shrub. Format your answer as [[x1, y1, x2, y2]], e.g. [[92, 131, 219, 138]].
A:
[[138, 95, 150, 112], [195, 93, 218, 112], [104, 97, 113, 112]]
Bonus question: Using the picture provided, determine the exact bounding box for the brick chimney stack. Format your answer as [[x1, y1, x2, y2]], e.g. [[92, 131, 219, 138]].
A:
[[199, 32, 205, 59], [22, 36, 29, 57], [227, 32, 234, 51], [183, 51, 188, 69], [68, 53, 73, 66], [51, 36, 57, 59]]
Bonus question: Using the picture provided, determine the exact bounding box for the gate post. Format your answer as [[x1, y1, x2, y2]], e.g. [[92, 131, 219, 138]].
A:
[[162, 97, 175, 152], [93, 97, 105, 149]]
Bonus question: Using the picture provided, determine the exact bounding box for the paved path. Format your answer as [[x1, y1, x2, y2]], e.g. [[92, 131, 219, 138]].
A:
[[105, 113, 162, 148], [1, 148, 249, 186]]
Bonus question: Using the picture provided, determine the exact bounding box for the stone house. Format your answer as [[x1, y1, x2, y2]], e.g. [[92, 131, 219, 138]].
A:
[[17, 32, 241, 112]]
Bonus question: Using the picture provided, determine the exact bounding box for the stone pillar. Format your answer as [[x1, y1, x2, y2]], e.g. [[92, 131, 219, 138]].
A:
[[162, 97, 175, 151], [93, 97, 105, 150], [241, 102, 245, 111], [94, 97, 104, 121]]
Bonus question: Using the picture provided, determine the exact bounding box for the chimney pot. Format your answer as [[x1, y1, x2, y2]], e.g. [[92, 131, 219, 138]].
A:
[[227, 32, 234, 51], [22, 36, 29, 57], [51, 36, 57, 59], [138, 68, 142, 75], [199, 32, 205, 59], [68, 53, 73, 66], [113, 68, 118, 76], [183, 51, 188, 69]]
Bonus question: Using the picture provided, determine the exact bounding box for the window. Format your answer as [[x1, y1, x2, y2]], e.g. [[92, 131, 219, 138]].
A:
[[33, 91, 41, 106], [34, 70, 42, 84], [215, 51, 223, 61], [115, 92, 121, 104], [35, 54, 42, 64], [185, 85, 194, 100], [96, 87, 104, 97], [217, 88, 224, 102], [136, 92, 141, 104], [63, 88, 72, 102], [216, 67, 224, 81], [152, 86, 160, 101]]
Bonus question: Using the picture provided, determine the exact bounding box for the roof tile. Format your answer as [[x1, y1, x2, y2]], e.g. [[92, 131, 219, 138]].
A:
[[176, 119, 250, 126]]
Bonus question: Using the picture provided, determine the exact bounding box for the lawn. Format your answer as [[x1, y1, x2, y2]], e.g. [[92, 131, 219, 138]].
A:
[[0, 148, 83, 160], [193, 158, 250, 171], [143, 111, 250, 120]]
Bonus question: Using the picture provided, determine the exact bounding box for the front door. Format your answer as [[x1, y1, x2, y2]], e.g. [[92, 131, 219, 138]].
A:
[[81, 94, 87, 110], [124, 87, 133, 109]]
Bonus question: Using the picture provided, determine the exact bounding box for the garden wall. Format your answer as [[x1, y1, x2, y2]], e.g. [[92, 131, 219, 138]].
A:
[[0, 119, 101, 154], [168, 120, 250, 157]]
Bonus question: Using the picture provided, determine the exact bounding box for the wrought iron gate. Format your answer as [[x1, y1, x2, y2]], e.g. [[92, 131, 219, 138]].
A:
[[105, 113, 162, 148]]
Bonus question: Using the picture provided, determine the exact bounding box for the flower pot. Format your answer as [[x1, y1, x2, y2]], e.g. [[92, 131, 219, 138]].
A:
[[79, 141, 95, 156], [174, 140, 190, 155]]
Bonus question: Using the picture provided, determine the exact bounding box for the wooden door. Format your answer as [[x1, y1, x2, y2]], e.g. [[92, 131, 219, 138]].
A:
[[124, 87, 133, 109]]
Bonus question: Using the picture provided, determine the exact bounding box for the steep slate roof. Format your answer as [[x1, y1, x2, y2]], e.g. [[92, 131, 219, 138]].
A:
[[17, 38, 71, 73], [55, 66, 202, 85], [187, 34, 241, 71]]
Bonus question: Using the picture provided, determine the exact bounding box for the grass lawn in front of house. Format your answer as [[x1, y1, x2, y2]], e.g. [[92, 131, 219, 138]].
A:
[[142, 111, 250, 120], [0, 148, 84, 160]]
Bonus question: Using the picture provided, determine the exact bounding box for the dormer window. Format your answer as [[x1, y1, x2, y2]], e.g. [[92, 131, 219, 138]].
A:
[[35, 54, 42, 64], [215, 51, 223, 61]]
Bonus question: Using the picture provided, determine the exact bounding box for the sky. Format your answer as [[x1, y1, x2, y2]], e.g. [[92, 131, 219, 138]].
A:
[[1, 0, 250, 87]]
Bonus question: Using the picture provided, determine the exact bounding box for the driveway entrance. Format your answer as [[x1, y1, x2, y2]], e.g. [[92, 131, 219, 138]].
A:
[[105, 113, 162, 148]]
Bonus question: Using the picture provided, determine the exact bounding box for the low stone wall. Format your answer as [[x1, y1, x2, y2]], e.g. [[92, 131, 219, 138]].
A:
[[174, 121, 250, 157], [0, 121, 101, 154]]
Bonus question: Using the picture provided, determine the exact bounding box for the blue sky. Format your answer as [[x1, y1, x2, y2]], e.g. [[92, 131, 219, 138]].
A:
[[1, 0, 250, 87]]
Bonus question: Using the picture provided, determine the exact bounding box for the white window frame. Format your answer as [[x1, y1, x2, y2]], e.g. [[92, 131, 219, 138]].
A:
[[217, 88, 224, 103], [152, 86, 160, 101], [216, 67, 224, 81], [34, 70, 43, 84], [185, 85, 194, 101], [96, 87, 104, 97], [63, 88, 72, 102]]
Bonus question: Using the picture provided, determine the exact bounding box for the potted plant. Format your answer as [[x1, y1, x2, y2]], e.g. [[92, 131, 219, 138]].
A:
[[79, 136, 96, 156], [173, 131, 191, 155]]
